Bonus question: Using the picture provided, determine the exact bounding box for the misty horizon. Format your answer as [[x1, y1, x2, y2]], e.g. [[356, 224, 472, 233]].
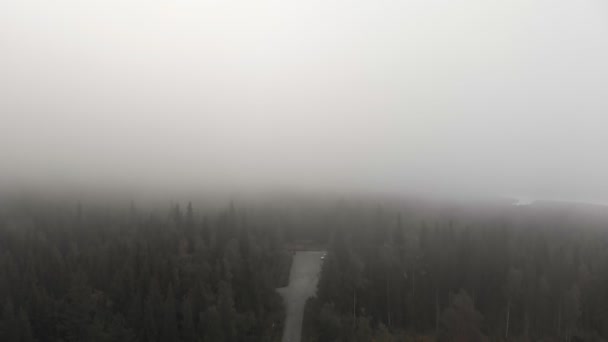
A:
[[2, 0, 608, 201]]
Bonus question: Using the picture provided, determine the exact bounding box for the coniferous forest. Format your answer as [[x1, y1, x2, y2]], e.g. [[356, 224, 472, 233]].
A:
[[4, 0, 608, 340], [1, 196, 608, 341], [0, 199, 291, 341], [304, 200, 608, 342]]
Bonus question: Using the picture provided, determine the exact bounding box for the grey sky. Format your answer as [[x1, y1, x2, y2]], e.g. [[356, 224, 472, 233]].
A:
[[1, 0, 607, 199]]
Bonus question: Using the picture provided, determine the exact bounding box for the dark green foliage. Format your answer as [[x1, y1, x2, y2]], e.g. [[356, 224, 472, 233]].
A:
[[0, 200, 290, 341], [181, 296, 196, 342], [439, 290, 485, 342], [306, 200, 608, 341], [202, 306, 223, 342], [159, 284, 178, 342], [0, 299, 36, 342], [2, 197, 608, 341]]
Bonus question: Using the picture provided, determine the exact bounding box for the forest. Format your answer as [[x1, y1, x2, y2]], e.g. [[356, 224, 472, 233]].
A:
[[1, 196, 608, 341], [0, 199, 291, 341], [304, 200, 608, 342]]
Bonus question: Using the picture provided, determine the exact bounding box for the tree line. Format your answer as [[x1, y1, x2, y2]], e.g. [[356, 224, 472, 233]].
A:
[[2, 196, 607, 341], [304, 201, 608, 341], [0, 200, 291, 341]]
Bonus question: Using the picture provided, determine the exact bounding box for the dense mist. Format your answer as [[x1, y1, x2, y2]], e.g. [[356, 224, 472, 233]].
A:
[[2, 0, 608, 200]]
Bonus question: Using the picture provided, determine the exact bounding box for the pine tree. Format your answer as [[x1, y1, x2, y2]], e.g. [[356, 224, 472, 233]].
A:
[[354, 315, 372, 342], [160, 284, 178, 341], [440, 289, 485, 342], [143, 279, 162, 342], [1, 299, 18, 341], [181, 296, 197, 342], [60, 273, 96, 342], [218, 281, 237, 342], [17, 308, 36, 342], [186, 202, 195, 229], [203, 306, 224, 342]]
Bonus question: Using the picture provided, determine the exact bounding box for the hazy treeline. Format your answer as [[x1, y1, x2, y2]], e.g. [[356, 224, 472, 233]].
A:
[[1, 196, 608, 342], [304, 201, 608, 341], [0, 200, 292, 341]]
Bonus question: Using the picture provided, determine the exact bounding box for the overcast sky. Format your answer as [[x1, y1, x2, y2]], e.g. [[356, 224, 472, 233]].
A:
[[1, 0, 607, 200]]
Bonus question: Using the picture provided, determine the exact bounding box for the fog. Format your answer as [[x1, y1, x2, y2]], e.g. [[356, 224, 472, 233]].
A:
[[1, 0, 608, 201]]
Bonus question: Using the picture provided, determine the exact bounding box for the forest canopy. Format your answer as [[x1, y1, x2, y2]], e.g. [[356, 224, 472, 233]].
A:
[[1, 195, 608, 341]]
